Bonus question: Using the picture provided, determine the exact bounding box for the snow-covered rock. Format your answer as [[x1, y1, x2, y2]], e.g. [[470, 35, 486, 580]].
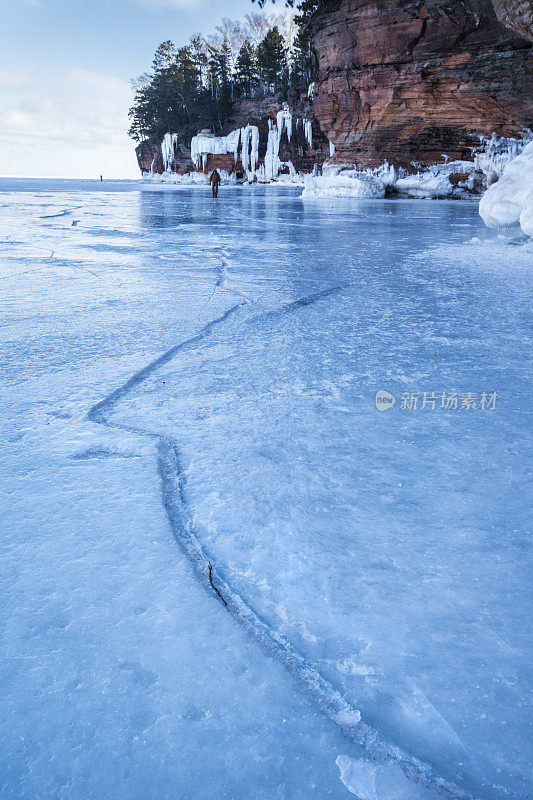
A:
[[479, 140, 533, 236], [302, 171, 386, 198], [395, 171, 454, 198]]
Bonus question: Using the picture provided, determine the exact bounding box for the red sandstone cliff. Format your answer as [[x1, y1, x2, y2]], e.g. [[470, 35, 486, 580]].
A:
[[310, 0, 533, 168]]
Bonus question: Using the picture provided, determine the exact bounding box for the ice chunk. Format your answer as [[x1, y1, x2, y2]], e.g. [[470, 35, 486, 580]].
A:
[[479, 140, 533, 236], [301, 172, 385, 198], [336, 756, 439, 800]]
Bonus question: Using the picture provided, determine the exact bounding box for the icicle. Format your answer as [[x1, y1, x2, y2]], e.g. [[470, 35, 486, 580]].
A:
[[264, 119, 282, 181], [285, 113, 293, 142], [189, 127, 251, 173], [276, 110, 284, 139], [303, 120, 313, 150], [250, 126, 259, 173], [241, 125, 251, 173], [277, 104, 293, 142], [161, 133, 179, 172], [239, 125, 260, 178], [329, 141, 336, 157]]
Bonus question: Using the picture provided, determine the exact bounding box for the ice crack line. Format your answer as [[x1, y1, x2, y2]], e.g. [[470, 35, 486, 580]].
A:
[[88, 287, 478, 800], [199, 246, 252, 316], [39, 206, 83, 219]]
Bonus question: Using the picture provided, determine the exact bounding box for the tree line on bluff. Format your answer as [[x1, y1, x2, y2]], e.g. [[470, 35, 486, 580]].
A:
[[128, 1, 321, 145]]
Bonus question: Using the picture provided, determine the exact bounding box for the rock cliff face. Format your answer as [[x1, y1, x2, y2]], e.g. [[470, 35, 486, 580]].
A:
[[310, 0, 533, 168]]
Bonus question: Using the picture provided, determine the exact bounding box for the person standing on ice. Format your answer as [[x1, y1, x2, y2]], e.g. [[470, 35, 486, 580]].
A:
[[210, 169, 221, 198]]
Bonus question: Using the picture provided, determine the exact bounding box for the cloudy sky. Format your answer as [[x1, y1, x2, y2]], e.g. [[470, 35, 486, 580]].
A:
[[0, 0, 258, 178]]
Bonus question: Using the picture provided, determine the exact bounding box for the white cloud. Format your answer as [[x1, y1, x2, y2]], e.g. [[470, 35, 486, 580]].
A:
[[0, 70, 33, 90], [0, 67, 139, 178]]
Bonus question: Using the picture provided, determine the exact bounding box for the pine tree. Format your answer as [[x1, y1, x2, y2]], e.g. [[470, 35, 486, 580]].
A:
[[257, 27, 287, 93], [190, 35, 209, 87], [151, 40, 177, 74], [235, 40, 258, 99], [216, 41, 233, 116]]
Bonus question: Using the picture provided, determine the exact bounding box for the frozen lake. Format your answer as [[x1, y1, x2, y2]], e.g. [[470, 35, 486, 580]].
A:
[[1, 179, 531, 800]]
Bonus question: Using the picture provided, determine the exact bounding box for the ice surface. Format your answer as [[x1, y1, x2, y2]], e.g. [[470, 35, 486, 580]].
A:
[[1, 179, 532, 800], [479, 140, 533, 236]]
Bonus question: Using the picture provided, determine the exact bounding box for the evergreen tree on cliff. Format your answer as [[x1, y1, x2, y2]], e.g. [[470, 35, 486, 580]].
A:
[[235, 40, 259, 99], [214, 41, 233, 118], [257, 27, 287, 93]]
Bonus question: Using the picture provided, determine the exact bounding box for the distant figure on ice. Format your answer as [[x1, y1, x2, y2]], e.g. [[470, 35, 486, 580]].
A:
[[100, 175, 103, 182], [210, 169, 221, 198]]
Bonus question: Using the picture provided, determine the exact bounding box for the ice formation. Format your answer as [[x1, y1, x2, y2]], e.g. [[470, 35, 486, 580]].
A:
[[473, 131, 533, 184], [142, 169, 236, 187], [189, 129, 244, 172], [277, 104, 293, 142], [479, 140, 533, 236], [166, 104, 317, 184]]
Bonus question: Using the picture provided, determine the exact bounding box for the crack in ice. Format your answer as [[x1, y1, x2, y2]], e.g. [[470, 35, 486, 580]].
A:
[[87, 285, 479, 800]]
